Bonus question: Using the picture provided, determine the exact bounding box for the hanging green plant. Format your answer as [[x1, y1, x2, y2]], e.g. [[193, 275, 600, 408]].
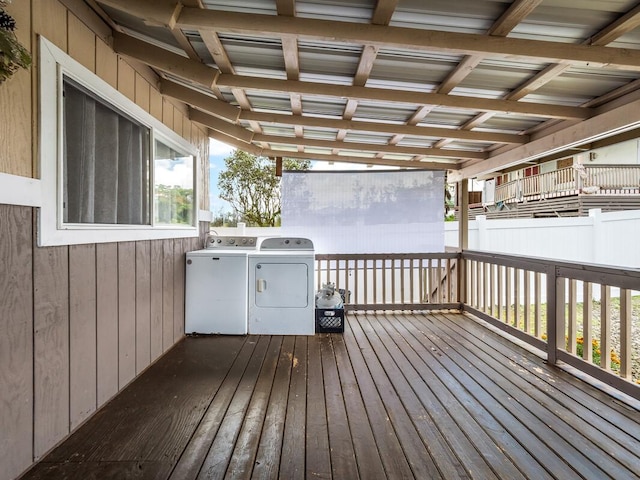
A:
[[0, 0, 31, 83]]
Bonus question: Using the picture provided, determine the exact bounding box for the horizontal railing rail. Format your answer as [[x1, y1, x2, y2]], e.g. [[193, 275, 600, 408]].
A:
[[493, 165, 640, 204], [315, 252, 460, 311], [314, 249, 639, 398], [462, 250, 640, 399]]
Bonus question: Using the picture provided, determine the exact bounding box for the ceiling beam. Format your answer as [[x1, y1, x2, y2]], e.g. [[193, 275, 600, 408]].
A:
[[113, 32, 589, 120], [113, 32, 217, 87], [253, 134, 487, 160], [261, 149, 451, 169], [449, 95, 640, 181], [189, 108, 255, 143], [241, 111, 528, 144], [218, 74, 590, 119], [159, 79, 240, 121], [589, 3, 640, 46], [371, 0, 399, 25], [176, 8, 640, 70], [486, 0, 543, 37], [153, 79, 525, 145], [209, 129, 263, 156]]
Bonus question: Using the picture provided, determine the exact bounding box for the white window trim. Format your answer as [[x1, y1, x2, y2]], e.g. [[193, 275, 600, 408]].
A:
[[38, 36, 200, 246]]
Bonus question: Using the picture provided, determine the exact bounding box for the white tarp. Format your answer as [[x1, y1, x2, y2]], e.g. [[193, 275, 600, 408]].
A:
[[281, 170, 444, 254]]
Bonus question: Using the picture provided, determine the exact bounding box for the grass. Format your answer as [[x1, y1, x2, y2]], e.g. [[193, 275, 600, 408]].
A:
[[476, 295, 640, 383]]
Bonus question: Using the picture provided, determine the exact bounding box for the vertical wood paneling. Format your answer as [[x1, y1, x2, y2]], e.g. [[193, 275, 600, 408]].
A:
[[162, 240, 175, 351], [135, 73, 150, 113], [96, 38, 118, 88], [0, 1, 31, 177], [0, 206, 33, 480], [173, 239, 186, 342], [33, 0, 67, 51], [33, 244, 69, 459], [163, 98, 174, 129], [69, 244, 97, 430], [118, 242, 136, 387], [173, 108, 184, 137], [96, 243, 119, 407], [136, 241, 152, 374], [150, 87, 163, 123], [150, 240, 164, 361], [117, 58, 136, 102], [68, 13, 96, 72]]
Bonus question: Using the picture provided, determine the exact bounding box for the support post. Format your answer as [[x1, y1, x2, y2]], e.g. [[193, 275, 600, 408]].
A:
[[457, 179, 469, 304]]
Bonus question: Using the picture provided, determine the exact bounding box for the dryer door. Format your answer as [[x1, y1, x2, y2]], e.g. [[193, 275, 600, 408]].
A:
[[254, 262, 309, 308]]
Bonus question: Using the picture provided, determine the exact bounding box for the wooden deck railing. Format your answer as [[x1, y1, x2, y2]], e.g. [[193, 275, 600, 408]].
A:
[[494, 165, 640, 203], [461, 250, 640, 398], [314, 253, 460, 311], [315, 250, 639, 398]]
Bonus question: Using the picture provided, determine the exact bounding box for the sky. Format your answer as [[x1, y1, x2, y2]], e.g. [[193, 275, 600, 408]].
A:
[[208, 138, 396, 215]]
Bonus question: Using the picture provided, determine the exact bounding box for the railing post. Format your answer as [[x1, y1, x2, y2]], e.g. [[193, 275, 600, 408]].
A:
[[458, 179, 469, 306], [547, 265, 564, 365]]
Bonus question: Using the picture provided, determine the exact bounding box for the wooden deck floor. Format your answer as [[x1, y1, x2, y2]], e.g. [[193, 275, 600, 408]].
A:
[[21, 312, 640, 480]]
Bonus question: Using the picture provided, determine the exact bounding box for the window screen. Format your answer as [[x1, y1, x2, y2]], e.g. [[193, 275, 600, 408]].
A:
[[63, 77, 150, 225], [281, 170, 445, 254]]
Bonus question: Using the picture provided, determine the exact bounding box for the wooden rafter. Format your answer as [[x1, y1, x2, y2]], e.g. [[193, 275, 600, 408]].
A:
[[175, 8, 640, 70]]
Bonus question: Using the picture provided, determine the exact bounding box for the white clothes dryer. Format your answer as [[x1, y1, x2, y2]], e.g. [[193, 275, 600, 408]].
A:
[[248, 237, 315, 335], [185, 235, 259, 335]]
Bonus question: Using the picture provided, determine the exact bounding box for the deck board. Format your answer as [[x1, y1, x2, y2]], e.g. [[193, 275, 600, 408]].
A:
[[21, 312, 640, 480]]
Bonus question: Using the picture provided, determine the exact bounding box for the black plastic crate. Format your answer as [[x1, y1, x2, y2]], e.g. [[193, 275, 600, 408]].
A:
[[315, 308, 345, 333]]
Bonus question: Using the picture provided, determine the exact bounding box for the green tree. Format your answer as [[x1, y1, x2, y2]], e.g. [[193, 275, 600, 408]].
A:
[[218, 150, 311, 227]]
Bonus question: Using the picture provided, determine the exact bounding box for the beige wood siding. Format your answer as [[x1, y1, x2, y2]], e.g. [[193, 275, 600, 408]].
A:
[[0, 2, 211, 479]]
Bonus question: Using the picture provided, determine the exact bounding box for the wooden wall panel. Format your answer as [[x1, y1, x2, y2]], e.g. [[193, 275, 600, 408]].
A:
[[96, 243, 119, 407], [162, 239, 175, 351], [136, 241, 152, 374], [163, 98, 174, 129], [173, 239, 187, 342], [0, 206, 33, 480], [96, 38, 118, 89], [69, 244, 97, 430], [150, 240, 164, 361], [117, 58, 136, 103], [135, 73, 151, 113], [68, 13, 96, 72], [118, 242, 136, 388], [0, 1, 32, 178], [33, 0, 68, 51], [33, 244, 69, 459], [150, 87, 163, 123], [174, 108, 184, 137]]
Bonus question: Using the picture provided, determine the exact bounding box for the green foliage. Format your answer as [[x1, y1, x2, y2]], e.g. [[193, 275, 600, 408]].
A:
[[217, 150, 310, 227], [0, 4, 31, 83], [155, 184, 193, 225]]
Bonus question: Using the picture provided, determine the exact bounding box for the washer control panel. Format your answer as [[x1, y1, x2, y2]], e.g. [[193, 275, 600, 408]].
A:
[[206, 235, 259, 249], [259, 237, 314, 250]]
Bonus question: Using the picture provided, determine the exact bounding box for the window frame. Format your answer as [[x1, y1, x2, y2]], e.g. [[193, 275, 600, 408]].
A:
[[39, 36, 199, 246]]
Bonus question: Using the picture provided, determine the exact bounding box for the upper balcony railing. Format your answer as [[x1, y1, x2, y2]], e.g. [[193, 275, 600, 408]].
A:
[[494, 165, 640, 204], [316, 251, 640, 400]]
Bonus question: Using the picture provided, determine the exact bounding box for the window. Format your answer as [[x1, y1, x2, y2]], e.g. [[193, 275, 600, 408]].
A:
[[154, 139, 194, 226], [39, 37, 198, 246]]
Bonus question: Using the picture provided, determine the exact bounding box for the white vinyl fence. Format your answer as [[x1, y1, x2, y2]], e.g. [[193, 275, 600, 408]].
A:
[[445, 209, 640, 268]]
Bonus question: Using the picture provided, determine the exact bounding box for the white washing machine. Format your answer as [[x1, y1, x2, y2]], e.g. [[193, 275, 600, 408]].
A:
[[185, 235, 259, 335], [248, 237, 315, 335]]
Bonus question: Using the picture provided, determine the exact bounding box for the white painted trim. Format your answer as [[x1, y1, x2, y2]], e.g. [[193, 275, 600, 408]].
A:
[[0, 173, 42, 207], [38, 36, 200, 246]]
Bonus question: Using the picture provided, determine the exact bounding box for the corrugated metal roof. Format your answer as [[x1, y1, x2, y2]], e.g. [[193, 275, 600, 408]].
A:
[[93, 0, 640, 178]]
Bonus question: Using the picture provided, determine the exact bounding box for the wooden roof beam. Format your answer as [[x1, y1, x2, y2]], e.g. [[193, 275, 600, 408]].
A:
[[253, 134, 487, 160], [176, 8, 640, 70], [261, 149, 454, 170]]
